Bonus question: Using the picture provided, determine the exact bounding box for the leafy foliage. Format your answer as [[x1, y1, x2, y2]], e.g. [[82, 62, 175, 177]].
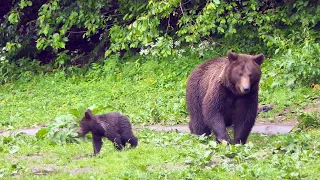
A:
[[1, 129, 320, 178], [36, 114, 80, 145], [295, 112, 320, 131], [265, 41, 320, 87], [1, 50, 319, 129]]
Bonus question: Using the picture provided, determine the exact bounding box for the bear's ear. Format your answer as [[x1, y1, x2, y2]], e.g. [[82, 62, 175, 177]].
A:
[[85, 109, 93, 119], [253, 54, 264, 66], [227, 51, 238, 61]]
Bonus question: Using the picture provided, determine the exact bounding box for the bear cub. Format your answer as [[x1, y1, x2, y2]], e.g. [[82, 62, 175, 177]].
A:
[[77, 109, 138, 155]]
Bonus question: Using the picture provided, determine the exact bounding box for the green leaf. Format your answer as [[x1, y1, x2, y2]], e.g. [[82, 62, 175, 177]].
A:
[[58, 42, 66, 49], [206, 2, 216, 10], [217, 27, 224, 33], [8, 12, 19, 24], [53, 33, 60, 40], [105, 50, 112, 57], [213, 0, 220, 4], [250, 4, 256, 11], [20, 0, 27, 8], [36, 128, 49, 140], [69, 109, 82, 119], [203, 150, 213, 161], [10, 146, 19, 154]]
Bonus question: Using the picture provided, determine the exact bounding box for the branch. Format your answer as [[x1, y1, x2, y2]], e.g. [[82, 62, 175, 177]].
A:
[[166, 14, 171, 34], [179, 2, 185, 16], [67, 30, 87, 34]]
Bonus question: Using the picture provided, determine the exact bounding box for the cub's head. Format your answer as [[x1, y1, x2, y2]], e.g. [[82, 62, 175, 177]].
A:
[[227, 51, 264, 95], [77, 109, 94, 136]]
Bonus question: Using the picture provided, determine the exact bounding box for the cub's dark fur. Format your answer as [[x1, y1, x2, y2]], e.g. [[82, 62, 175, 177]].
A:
[[77, 109, 138, 155]]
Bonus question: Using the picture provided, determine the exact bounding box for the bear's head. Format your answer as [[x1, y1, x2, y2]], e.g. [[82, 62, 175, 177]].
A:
[[77, 109, 95, 136], [226, 51, 264, 95]]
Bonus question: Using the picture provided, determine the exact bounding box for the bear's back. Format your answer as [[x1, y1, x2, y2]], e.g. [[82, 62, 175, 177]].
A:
[[97, 112, 124, 124], [187, 57, 229, 95], [201, 57, 228, 83], [97, 112, 132, 133]]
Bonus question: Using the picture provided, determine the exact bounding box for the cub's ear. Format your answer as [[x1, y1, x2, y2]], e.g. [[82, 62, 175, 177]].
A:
[[227, 51, 238, 61], [85, 109, 93, 119], [253, 54, 264, 66]]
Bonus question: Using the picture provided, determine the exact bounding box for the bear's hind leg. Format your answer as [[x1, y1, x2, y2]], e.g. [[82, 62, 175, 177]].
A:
[[189, 121, 211, 136], [121, 132, 138, 148], [188, 104, 211, 135], [109, 134, 124, 150], [203, 91, 231, 143], [187, 85, 210, 136], [128, 136, 138, 148]]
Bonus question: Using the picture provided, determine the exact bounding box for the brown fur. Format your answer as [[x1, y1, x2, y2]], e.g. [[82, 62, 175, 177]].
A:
[[186, 51, 264, 144], [77, 109, 138, 155]]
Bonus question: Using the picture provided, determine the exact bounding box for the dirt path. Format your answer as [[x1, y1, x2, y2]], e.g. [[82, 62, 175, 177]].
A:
[[3, 102, 319, 137], [0, 123, 296, 137]]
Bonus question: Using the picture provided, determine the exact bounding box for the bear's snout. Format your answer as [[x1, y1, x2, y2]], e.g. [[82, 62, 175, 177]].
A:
[[241, 85, 250, 94], [77, 128, 85, 136], [239, 77, 251, 94]]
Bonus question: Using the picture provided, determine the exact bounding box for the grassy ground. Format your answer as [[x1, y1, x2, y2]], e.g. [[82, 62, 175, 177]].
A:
[[1, 129, 320, 179], [0, 52, 319, 179], [0, 54, 319, 130]]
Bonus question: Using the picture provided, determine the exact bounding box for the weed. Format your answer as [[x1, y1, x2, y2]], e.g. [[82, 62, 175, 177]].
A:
[[1, 129, 319, 179], [36, 114, 80, 145], [295, 112, 320, 131]]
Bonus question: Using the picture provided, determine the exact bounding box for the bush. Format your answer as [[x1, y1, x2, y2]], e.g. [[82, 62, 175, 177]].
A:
[[296, 112, 320, 131], [265, 41, 320, 87], [1, 0, 319, 80], [36, 114, 80, 145]]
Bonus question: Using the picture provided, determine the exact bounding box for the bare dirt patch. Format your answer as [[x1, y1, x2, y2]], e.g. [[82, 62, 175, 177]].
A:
[[31, 164, 58, 175], [303, 99, 320, 115], [66, 167, 95, 175], [7, 153, 96, 176], [257, 99, 320, 125]]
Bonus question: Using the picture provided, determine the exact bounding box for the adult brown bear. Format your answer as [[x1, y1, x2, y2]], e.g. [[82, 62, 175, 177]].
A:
[[186, 51, 264, 144]]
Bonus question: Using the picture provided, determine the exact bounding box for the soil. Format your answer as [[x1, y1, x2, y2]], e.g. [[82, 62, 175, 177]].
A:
[[7, 152, 97, 176]]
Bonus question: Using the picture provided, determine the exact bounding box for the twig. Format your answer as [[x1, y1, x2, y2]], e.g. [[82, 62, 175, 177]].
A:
[[179, 2, 185, 16], [166, 14, 171, 34], [67, 30, 87, 34]]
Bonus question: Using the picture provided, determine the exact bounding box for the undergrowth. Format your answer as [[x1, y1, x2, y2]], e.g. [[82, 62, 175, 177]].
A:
[[0, 129, 320, 179], [0, 48, 319, 130]]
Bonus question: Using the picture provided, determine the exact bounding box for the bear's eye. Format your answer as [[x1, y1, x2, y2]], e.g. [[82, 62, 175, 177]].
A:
[[239, 73, 243, 76], [249, 73, 252, 77]]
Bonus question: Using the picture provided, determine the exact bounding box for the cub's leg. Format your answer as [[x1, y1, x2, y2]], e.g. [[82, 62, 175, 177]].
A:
[[92, 134, 103, 155], [121, 131, 138, 148]]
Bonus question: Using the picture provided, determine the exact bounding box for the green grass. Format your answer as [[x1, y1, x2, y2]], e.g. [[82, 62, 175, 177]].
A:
[[1, 129, 320, 179], [1, 53, 319, 130], [0, 52, 319, 179], [0, 55, 200, 129]]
